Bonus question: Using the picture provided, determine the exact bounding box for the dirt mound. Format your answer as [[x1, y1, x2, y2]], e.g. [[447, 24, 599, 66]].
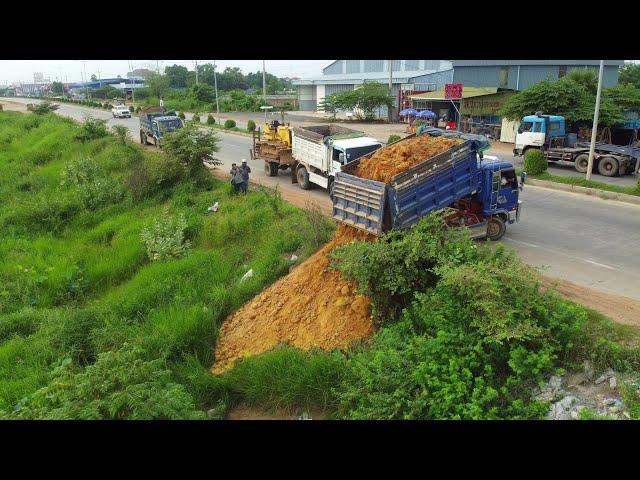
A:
[[212, 225, 376, 374], [354, 135, 461, 183]]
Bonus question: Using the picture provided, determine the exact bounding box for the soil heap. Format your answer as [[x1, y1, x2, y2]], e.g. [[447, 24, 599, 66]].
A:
[[212, 225, 376, 374], [354, 135, 461, 183]]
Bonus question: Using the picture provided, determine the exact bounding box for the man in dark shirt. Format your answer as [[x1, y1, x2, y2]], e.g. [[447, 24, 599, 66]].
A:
[[238, 159, 251, 194]]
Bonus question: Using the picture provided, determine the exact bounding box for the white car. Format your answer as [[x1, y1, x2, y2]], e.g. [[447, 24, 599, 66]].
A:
[[112, 104, 131, 118]]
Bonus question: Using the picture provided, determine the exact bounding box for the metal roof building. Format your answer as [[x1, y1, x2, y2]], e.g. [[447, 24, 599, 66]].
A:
[[293, 60, 625, 117]]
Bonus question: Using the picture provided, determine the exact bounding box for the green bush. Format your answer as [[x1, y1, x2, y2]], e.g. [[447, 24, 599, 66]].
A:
[[247, 120, 256, 132], [75, 117, 109, 142], [31, 101, 60, 115], [140, 209, 191, 261], [61, 156, 125, 209], [111, 125, 129, 145], [524, 148, 547, 175], [387, 134, 401, 144], [192, 114, 201, 123], [135, 106, 141, 113], [178, 111, 186, 120], [129, 106, 134, 113], [224, 119, 236, 129], [206, 114, 215, 125]]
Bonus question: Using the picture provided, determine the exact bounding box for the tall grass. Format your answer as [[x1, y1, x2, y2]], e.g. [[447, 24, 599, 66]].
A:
[[0, 110, 335, 418]]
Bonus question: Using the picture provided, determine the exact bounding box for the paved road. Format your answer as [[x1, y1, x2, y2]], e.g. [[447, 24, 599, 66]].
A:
[[9, 98, 640, 300]]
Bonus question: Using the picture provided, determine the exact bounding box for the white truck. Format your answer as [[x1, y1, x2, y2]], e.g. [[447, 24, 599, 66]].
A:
[[291, 125, 382, 194]]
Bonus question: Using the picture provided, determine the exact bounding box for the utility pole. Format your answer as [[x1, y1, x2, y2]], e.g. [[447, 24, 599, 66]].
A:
[[213, 60, 220, 125], [82, 61, 89, 99], [128, 61, 135, 106], [388, 60, 393, 123], [156, 60, 160, 74], [263, 60, 267, 122], [96, 69, 102, 88], [586, 60, 605, 181], [195, 60, 199, 85]]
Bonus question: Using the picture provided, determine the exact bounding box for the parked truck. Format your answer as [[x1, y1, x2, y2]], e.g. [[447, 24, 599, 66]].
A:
[[513, 114, 640, 177], [290, 125, 383, 193], [139, 107, 184, 147], [332, 130, 521, 241]]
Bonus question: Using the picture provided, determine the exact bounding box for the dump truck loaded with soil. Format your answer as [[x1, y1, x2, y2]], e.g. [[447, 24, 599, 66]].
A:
[[213, 129, 521, 373]]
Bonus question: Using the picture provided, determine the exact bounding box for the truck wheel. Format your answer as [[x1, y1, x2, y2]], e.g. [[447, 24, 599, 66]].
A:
[[297, 166, 311, 190], [265, 162, 278, 177], [598, 156, 618, 177], [574, 154, 589, 173], [486, 217, 506, 241]]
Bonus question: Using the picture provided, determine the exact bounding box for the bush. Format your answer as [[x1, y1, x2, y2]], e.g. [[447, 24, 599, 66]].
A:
[[206, 114, 215, 125], [141, 209, 191, 261], [387, 134, 401, 144], [62, 156, 125, 209], [178, 111, 186, 120], [524, 148, 547, 175], [111, 125, 129, 145], [224, 119, 236, 129], [75, 117, 109, 142], [135, 106, 141, 113], [192, 114, 201, 123], [247, 120, 256, 132], [129, 106, 134, 113]]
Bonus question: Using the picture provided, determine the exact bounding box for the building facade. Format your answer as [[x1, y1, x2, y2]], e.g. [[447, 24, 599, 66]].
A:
[[294, 60, 625, 117]]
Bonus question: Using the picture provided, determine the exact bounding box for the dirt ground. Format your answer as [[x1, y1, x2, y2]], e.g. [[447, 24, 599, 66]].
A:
[[541, 276, 640, 327], [0, 99, 29, 113], [211, 225, 375, 374], [225, 405, 328, 420]]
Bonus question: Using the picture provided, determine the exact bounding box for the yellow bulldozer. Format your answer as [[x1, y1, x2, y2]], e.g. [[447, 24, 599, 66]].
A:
[[250, 120, 294, 176]]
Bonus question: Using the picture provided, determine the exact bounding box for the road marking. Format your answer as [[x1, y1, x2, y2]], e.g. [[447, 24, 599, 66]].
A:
[[585, 259, 616, 270]]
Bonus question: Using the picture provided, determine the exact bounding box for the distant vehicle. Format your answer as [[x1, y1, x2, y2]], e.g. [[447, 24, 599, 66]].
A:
[[112, 104, 131, 118], [138, 107, 183, 148]]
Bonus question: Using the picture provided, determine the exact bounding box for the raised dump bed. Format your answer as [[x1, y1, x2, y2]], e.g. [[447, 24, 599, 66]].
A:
[[331, 131, 522, 240]]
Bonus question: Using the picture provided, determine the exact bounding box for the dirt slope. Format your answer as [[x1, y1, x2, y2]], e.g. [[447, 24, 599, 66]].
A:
[[212, 225, 375, 374]]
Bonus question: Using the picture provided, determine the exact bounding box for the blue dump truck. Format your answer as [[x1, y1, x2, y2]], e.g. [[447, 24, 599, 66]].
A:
[[139, 107, 184, 148], [331, 130, 521, 240]]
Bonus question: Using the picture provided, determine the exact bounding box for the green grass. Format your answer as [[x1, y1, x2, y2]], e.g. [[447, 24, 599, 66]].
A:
[[517, 168, 640, 196], [0, 110, 334, 418]]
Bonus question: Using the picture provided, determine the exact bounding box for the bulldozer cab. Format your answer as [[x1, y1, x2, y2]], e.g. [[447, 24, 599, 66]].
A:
[[262, 121, 292, 147]]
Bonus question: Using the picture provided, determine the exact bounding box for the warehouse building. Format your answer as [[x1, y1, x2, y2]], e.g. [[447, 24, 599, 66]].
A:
[[294, 60, 624, 119]]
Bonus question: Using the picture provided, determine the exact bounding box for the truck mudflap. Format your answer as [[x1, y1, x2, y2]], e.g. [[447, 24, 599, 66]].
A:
[[332, 172, 388, 236]]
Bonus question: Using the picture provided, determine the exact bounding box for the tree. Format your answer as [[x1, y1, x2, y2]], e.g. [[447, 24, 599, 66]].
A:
[[619, 63, 640, 89], [51, 81, 65, 95], [93, 85, 122, 100], [90, 74, 97, 82], [189, 83, 216, 103], [318, 95, 339, 119], [331, 81, 393, 121], [499, 76, 625, 127], [164, 64, 189, 89], [565, 69, 598, 94], [145, 72, 171, 99], [218, 67, 248, 91], [32, 101, 59, 115], [603, 83, 640, 112], [161, 123, 221, 181]]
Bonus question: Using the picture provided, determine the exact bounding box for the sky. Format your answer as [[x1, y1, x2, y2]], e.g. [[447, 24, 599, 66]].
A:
[[0, 60, 332, 85]]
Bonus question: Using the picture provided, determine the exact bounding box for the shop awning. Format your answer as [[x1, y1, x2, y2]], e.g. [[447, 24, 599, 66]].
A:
[[409, 87, 501, 101]]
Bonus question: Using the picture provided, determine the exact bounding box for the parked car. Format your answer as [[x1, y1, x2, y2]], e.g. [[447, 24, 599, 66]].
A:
[[112, 104, 131, 118]]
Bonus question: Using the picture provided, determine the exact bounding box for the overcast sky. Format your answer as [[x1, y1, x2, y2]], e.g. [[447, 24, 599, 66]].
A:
[[0, 60, 332, 84]]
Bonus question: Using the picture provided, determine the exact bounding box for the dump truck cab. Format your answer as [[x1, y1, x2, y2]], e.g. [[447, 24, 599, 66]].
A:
[[514, 114, 565, 156], [478, 160, 521, 223]]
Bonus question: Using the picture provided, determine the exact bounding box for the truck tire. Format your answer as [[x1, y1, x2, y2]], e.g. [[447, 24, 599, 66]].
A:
[[297, 166, 311, 190], [265, 161, 278, 177], [486, 217, 506, 241], [598, 156, 618, 177], [574, 154, 589, 173]]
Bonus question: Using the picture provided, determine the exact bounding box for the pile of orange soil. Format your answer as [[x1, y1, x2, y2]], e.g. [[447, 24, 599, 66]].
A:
[[354, 135, 461, 183], [212, 225, 376, 374]]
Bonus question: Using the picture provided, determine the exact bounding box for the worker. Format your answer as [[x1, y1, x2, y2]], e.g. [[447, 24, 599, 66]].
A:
[[238, 159, 251, 194], [230, 163, 243, 194], [159, 96, 165, 112]]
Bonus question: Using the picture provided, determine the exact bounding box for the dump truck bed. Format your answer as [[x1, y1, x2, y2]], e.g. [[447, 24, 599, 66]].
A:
[[332, 137, 479, 235]]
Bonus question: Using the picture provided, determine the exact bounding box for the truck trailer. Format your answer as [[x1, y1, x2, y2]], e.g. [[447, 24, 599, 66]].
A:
[[290, 125, 383, 193], [332, 130, 521, 240], [139, 107, 184, 148], [513, 114, 640, 177]]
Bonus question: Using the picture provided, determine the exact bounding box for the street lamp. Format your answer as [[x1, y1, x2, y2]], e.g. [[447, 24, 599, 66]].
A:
[[586, 60, 605, 181]]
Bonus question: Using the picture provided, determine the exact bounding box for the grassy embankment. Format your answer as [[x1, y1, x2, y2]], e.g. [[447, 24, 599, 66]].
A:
[[0, 111, 333, 419]]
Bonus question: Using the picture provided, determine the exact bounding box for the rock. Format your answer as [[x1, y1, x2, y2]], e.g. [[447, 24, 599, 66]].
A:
[[548, 395, 580, 420], [290, 254, 298, 262], [583, 360, 595, 381], [594, 369, 614, 385], [609, 376, 617, 389], [549, 375, 563, 391], [603, 397, 617, 406]]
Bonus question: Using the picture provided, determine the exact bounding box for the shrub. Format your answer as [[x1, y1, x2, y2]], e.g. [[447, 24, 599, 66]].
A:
[[247, 120, 256, 132], [32, 101, 60, 115], [224, 119, 236, 129], [141, 209, 191, 261], [135, 106, 141, 113], [161, 123, 221, 180], [192, 114, 201, 123], [178, 111, 186, 120], [75, 117, 109, 142], [62, 156, 125, 209], [206, 114, 215, 125], [524, 148, 547, 175], [129, 106, 134, 113], [111, 125, 129, 145], [387, 134, 401, 144]]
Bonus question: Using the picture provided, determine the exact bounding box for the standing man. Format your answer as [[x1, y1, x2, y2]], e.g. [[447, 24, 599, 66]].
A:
[[230, 163, 243, 194], [239, 159, 251, 194], [159, 96, 165, 113]]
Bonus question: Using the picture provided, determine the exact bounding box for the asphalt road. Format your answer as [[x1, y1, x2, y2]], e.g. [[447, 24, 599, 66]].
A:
[[9, 98, 640, 300]]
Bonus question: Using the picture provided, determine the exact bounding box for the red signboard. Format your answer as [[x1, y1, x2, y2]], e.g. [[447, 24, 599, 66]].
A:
[[444, 83, 463, 100]]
